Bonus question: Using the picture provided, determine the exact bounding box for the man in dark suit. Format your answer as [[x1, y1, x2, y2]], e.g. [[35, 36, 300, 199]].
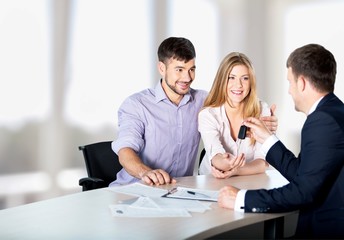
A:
[[218, 43, 344, 239]]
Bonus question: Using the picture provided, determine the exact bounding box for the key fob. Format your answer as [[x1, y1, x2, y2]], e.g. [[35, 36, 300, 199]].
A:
[[238, 125, 247, 140]]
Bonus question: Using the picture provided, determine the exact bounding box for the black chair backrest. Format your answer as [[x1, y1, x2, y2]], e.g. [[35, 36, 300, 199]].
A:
[[79, 141, 122, 186], [199, 148, 206, 166]]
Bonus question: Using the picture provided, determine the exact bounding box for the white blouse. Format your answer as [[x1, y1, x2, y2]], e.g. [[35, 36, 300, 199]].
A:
[[198, 101, 271, 175]]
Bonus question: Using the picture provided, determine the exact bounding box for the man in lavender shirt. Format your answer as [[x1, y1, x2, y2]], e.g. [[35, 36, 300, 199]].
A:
[[111, 37, 278, 186]]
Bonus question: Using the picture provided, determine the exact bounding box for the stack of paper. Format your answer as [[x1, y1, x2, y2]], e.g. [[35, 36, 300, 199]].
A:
[[108, 183, 216, 217]]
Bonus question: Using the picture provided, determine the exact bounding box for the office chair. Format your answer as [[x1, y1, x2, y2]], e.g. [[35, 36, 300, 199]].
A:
[[199, 148, 206, 166], [78, 141, 122, 191]]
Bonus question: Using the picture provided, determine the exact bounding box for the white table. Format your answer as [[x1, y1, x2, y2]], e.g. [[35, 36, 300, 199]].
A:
[[0, 169, 296, 239]]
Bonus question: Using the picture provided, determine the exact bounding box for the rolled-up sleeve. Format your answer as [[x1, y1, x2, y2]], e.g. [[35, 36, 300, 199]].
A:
[[112, 97, 145, 154]]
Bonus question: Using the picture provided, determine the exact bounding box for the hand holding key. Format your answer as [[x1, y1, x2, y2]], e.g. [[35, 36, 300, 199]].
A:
[[243, 117, 273, 144]]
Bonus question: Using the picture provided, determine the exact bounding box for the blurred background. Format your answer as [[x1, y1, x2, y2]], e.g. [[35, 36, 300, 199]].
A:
[[1, 0, 344, 209]]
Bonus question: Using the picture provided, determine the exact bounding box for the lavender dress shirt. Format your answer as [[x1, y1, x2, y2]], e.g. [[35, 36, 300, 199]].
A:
[[110, 80, 207, 186]]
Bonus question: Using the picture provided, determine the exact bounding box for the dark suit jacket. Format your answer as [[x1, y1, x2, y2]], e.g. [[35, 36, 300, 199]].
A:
[[245, 93, 344, 239]]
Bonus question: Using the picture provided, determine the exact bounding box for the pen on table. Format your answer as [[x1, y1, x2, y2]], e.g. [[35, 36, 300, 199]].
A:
[[187, 191, 210, 198], [168, 187, 178, 194]]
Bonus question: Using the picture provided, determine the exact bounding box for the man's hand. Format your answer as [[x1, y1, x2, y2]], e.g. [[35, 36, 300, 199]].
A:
[[244, 117, 273, 144], [118, 148, 176, 186], [260, 104, 278, 134], [218, 185, 240, 209], [140, 169, 176, 186]]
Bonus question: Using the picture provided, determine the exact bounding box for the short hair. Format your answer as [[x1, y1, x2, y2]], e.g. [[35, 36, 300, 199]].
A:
[[157, 37, 196, 63], [286, 43, 336, 93]]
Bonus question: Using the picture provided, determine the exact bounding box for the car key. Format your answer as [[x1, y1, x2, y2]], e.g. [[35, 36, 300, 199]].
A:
[[237, 125, 247, 155]]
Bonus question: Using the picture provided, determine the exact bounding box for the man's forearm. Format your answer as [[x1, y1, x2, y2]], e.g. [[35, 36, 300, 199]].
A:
[[118, 147, 151, 179]]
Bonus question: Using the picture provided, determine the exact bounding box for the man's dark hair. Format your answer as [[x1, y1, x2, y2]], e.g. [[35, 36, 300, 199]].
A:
[[158, 37, 196, 63], [286, 43, 336, 93]]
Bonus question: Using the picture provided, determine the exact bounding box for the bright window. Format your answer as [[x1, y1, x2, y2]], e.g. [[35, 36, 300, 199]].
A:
[[0, 0, 50, 129]]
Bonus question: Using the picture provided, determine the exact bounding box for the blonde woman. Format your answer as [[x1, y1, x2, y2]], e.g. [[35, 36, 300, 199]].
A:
[[198, 52, 276, 178]]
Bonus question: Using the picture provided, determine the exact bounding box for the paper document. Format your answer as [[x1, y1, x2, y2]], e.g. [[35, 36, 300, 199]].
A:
[[107, 182, 168, 198], [120, 196, 212, 213], [109, 197, 192, 217], [162, 187, 219, 202], [108, 183, 217, 217], [109, 204, 191, 218]]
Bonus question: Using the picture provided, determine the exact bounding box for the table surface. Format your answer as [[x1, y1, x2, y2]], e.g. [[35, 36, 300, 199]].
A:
[[0, 169, 294, 240]]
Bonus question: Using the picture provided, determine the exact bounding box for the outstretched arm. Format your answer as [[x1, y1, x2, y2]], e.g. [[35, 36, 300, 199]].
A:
[[118, 147, 176, 186]]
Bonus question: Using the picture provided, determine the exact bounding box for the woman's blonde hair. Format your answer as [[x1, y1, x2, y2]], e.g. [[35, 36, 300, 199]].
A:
[[204, 52, 261, 119]]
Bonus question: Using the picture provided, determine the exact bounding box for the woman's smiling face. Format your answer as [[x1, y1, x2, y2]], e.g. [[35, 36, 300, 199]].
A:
[[227, 64, 251, 105]]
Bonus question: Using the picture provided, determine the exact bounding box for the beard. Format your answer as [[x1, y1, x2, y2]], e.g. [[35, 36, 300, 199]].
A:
[[164, 76, 192, 96]]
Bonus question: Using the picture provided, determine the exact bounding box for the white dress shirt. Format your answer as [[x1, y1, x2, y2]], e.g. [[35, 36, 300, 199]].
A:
[[198, 101, 271, 175]]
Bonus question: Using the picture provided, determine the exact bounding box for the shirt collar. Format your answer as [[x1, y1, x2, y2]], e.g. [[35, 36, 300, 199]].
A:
[[154, 79, 193, 105], [155, 80, 167, 103], [308, 96, 324, 115]]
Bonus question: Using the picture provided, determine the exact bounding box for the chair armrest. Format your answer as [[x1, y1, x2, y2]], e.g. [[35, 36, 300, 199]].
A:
[[79, 177, 108, 191]]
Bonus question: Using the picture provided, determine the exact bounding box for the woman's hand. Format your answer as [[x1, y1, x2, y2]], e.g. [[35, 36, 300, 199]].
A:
[[211, 153, 245, 178]]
